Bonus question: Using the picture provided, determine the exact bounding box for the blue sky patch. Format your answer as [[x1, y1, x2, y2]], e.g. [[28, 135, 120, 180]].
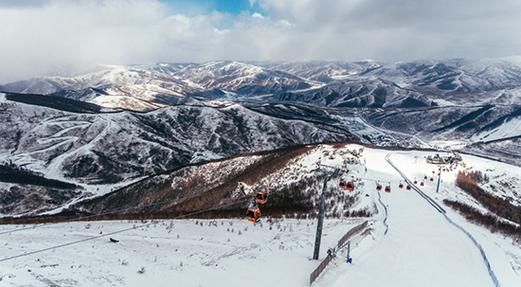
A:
[[161, 0, 265, 15]]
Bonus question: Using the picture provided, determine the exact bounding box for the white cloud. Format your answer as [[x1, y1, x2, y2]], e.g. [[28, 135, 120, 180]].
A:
[[1, 0, 521, 83], [251, 12, 264, 19]]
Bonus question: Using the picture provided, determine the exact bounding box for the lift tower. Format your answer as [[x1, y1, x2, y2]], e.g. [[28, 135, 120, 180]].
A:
[[313, 165, 340, 260]]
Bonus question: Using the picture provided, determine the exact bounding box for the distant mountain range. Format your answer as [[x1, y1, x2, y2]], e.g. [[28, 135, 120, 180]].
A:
[[1, 58, 521, 215], [3, 58, 521, 111]]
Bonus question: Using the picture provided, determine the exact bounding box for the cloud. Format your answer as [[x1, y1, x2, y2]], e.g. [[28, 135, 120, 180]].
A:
[[1, 0, 521, 82], [0, 0, 50, 9]]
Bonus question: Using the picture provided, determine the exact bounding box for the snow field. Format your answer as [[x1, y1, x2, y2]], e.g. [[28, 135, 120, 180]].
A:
[[0, 218, 364, 287]]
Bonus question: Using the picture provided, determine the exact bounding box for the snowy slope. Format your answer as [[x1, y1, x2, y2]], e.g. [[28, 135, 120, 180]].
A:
[[0, 146, 519, 286], [471, 117, 521, 142], [0, 219, 363, 287], [1, 95, 376, 216]]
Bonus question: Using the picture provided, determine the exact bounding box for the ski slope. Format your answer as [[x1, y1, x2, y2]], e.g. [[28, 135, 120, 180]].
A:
[[0, 146, 519, 286], [318, 150, 494, 286]]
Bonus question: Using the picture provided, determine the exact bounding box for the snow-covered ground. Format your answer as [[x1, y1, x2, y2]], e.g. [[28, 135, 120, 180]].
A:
[[0, 146, 519, 286], [0, 219, 364, 287], [471, 117, 521, 143]]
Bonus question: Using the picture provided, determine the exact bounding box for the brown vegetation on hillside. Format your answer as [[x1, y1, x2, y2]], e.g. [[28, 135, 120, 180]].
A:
[[456, 171, 521, 225], [444, 199, 521, 240], [0, 144, 373, 224]]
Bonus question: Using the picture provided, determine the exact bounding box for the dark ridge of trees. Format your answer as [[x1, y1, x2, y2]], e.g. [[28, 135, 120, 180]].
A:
[[0, 161, 79, 189], [444, 199, 521, 240], [4, 92, 103, 114], [456, 171, 520, 225]]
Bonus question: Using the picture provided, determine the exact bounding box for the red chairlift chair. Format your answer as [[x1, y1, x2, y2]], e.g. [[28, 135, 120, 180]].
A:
[[255, 192, 268, 205], [340, 179, 355, 192], [246, 207, 261, 223], [384, 184, 391, 193], [346, 181, 355, 192]]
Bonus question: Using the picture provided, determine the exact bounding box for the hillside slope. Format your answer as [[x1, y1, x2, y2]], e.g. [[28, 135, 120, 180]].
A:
[[0, 145, 519, 286]]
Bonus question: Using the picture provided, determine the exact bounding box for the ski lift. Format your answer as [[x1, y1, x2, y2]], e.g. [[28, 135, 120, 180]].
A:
[[246, 206, 261, 223], [345, 181, 355, 192], [340, 180, 355, 192], [255, 192, 268, 205], [384, 183, 391, 193]]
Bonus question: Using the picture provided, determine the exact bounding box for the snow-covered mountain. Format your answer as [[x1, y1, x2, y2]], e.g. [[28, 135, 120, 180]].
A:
[[1, 58, 521, 287], [0, 65, 201, 111], [1, 58, 521, 215], [4, 58, 521, 112], [0, 61, 313, 111]]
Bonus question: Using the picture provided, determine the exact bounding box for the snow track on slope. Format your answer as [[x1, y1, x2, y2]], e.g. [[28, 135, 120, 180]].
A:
[[376, 192, 389, 235], [385, 153, 500, 287]]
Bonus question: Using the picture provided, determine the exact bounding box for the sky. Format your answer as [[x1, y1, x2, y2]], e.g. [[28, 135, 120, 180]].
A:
[[0, 0, 521, 82]]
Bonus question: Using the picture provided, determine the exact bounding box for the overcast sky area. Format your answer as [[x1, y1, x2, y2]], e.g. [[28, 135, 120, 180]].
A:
[[1, 0, 521, 82]]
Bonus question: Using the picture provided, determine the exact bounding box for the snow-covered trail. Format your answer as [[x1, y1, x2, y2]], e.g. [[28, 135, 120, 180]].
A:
[[385, 151, 521, 286], [386, 153, 500, 286], [318, 149, 493, 287]]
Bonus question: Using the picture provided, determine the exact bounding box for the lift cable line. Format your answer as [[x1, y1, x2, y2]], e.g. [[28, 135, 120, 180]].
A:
[[0, 200, 243, 264], [0, 200, 177, 236]]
